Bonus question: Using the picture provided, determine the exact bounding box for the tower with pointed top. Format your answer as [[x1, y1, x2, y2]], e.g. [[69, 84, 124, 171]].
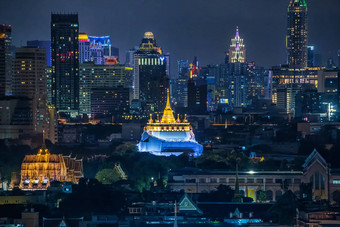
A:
[[287, 0, 308, 68], [227, 27, 248, 107], [229, 27, 246, 63]]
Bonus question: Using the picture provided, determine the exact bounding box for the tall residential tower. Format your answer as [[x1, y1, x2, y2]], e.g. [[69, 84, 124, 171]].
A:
[[51, 14, 79, 114], [12, 47, 48, 133], [0, 25, 12, 96], [287, 0, 308, 68]]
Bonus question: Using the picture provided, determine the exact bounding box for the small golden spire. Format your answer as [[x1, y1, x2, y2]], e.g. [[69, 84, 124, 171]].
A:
[[184, 114, 188, 123], [165, 88, 171, 109], [41, 130, 46, 149], [176, 114, 180, 122], [149, 114, 153, 123], [38, 130, 50, 155], [160, 88, 176, 124]]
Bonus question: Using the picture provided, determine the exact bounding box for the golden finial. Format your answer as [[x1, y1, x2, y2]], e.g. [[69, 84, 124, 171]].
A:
[[41, 130, 46, 150], [184, 114, 187, 123], [176, 114, 180, 122], [160, 88, 176, 124], [149, 114, 153, 123], [165, 88, 171, 109], [38, 130, 50, 155]]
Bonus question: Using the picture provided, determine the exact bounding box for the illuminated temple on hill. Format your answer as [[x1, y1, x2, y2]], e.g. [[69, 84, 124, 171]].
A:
[[138, 90, 203, 157], [17, 134, 83, 190]]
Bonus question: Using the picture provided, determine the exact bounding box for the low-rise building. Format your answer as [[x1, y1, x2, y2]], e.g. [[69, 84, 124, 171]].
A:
[[168, 149, 340, 203]]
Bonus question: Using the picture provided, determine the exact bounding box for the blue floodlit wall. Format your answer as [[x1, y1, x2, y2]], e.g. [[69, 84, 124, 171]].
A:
[[138, 132, 203, 157]]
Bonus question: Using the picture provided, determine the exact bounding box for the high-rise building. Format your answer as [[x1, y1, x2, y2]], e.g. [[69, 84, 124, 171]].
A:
[[228, 27, 246, 63], [90, 87, 129, 119], [246, 62, 270, 101], [0, 24, 12, 96], [176, 60, 190, 107], [78, 33, 90, 63], [27, 40, 51, 67], [88, 36, 119, 65], [187, 78, 207, 114], [200, 64, 228, 111], [287, 0, 308, 68], [133, 32, 169, 114], [187, 58, 207, 114], [79, 62, 132, 115], [51, 13, 79, 114], [227, 62, 247, 107], [227, 27, 247, 107], [12, 47, 47, 133]]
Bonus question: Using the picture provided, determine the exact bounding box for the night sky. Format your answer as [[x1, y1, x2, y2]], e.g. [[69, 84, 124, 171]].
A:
[[1, 0, 339, 76]]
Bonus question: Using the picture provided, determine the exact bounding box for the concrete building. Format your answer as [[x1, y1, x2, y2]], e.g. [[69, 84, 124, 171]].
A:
[[79, 62, 132, 116], [12, 47, 48, 133], [168, 149, 340, 203]]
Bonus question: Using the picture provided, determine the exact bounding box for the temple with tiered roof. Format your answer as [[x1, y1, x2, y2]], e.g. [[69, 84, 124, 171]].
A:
[[138, 90, 203, 157], [17, 132, 83, 190]]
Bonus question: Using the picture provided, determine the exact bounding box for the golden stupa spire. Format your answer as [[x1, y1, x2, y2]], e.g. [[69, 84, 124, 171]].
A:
[[38, 130, 50, 155], [160, 89, 176, 124]]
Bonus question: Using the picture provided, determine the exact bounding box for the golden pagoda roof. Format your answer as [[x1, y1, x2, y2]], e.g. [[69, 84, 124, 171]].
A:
[[160, 89, 176, 124]]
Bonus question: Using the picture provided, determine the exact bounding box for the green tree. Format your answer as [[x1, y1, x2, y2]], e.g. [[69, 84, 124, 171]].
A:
[[257, 190, 267, 203], [95, 169, 120, 184]]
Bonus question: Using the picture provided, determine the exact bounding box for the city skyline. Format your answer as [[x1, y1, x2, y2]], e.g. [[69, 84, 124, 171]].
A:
[[1, 0, 339, 75]]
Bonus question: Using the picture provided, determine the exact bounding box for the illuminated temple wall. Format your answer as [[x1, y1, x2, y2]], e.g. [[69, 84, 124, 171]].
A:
[[138, 132, 203, 157], [18, 154, 83, 190], [20, 154, 67, 190], [149, 131, 194, 142]]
